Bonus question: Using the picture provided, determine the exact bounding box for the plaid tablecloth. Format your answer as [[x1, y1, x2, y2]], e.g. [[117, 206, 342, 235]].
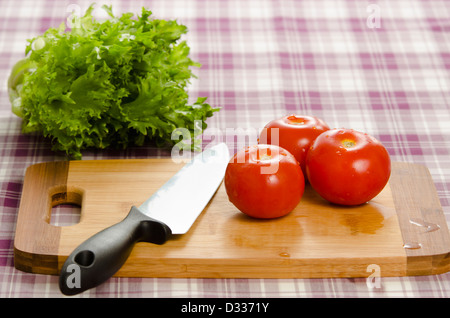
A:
[[1, 0, 449, 298]]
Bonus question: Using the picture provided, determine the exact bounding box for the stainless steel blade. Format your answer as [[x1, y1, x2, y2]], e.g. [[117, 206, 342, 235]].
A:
[[138, 142, 230, 234]]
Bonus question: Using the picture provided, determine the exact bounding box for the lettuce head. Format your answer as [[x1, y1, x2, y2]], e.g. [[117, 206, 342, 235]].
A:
[[8, 4, 218, 159]]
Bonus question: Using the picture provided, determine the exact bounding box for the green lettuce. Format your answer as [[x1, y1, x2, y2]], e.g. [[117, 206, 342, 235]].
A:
[[8, 4, 218, 159]]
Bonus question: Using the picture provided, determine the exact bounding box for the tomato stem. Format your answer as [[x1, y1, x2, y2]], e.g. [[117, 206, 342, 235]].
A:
[[342, 139, 356, 148], [287, 115, 306, 125]]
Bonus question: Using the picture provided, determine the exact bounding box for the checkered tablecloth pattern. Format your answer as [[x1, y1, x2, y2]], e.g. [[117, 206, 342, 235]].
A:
[[1, 0, 449, 298]]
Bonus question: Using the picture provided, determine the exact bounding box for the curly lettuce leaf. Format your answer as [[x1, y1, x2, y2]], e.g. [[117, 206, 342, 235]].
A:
[[8, 4, 218, 159]]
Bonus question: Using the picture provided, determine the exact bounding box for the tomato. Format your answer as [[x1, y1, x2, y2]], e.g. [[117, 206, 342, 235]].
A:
[[258, 114, 330, 178], [224, 144, 305, 219], [305, 128, 391, 206]]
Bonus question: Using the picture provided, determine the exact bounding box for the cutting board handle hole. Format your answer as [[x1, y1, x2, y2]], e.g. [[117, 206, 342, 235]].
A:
[[48, 187, 83, 227]]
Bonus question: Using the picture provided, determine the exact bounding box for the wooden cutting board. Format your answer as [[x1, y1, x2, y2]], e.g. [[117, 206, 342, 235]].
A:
[[14, 159, 450, 279]]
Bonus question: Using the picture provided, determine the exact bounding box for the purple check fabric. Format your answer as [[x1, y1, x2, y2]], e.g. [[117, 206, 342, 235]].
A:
[[1, 0, 449, 298]]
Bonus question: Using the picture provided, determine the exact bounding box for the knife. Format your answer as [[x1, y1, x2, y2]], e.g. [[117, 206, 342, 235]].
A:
[[59, 142, 230, 295]]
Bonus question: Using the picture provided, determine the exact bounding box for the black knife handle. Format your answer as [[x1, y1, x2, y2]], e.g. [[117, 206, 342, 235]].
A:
[[59, 206, 171, 296]]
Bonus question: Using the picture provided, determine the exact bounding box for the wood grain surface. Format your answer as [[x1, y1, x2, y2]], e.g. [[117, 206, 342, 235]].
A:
[[14, 160, 450, 278]]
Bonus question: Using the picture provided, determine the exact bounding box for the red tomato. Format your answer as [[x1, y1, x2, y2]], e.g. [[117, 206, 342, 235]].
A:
[[305, 128, 391, 206], [224, 144, 305, 219], [258, 114, 330, 178]]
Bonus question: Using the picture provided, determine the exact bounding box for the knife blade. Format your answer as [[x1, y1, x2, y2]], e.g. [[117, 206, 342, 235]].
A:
[[59, 142, 230, 295]]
